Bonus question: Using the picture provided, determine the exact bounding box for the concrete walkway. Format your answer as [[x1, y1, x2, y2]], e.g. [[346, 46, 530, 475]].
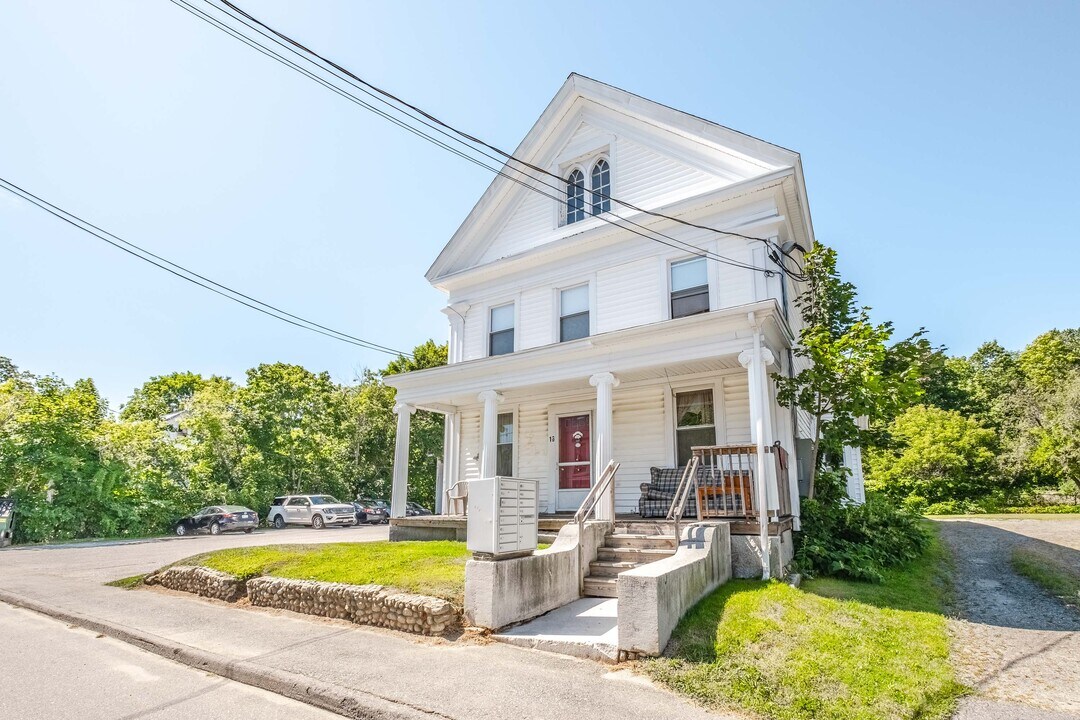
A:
[[495, 597, 620, 662], [0, 532, 730, 720]]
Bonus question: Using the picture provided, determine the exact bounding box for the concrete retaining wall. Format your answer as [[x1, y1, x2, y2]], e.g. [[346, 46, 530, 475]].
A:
[[464, 520, 608, 630], [389, 523, 467, 542], [144, 565, 246, 602], [731, 528, 795, 579], [617, 522, 732, 657]]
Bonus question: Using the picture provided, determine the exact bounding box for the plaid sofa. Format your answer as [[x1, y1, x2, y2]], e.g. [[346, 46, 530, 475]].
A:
[[638, 466, 750, 518]]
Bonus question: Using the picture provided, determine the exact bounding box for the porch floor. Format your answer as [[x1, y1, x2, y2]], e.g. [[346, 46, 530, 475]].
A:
[[390, 513, 795, 536], [493, 597, 619, 663]]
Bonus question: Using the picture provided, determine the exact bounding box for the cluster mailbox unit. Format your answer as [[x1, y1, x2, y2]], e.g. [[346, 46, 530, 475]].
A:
[[466, 477, 539, 559]]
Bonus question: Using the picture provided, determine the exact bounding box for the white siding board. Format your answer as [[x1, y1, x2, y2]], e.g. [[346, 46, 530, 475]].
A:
[[519, 286, 554, 349], [596, 257, 661, 333], [612, 385, 667, 513], [515, 402, 550, 509], [459, 408, 481, 482], [722, 373, 751, 444]]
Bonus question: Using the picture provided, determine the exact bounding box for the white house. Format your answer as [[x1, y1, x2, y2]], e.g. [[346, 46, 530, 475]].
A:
[[384, 72, 835, 520]]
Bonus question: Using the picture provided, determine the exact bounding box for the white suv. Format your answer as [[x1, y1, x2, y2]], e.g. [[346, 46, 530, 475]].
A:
[[267, 495, 357, 530]]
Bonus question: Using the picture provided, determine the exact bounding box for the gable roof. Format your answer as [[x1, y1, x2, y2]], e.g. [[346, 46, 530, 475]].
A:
[[426, 73, 804, 285]]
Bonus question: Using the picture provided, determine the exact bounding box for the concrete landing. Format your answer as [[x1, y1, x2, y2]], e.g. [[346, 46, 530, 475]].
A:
[[494, 597, 620, 663]]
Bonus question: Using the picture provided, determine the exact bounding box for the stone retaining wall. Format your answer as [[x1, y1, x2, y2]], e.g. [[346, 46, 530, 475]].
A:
[[246, 577, 458, 636], [144, 565, 246, 602], [142, 566, 459, 636]]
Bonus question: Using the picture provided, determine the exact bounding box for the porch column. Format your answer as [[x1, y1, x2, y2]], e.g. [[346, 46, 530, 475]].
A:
[[590, 372, 620, 522], [439, 410, 460, 515], [739, 342, 775, 580], [390, 402, 416, 519], [478, 390, 504, 478]]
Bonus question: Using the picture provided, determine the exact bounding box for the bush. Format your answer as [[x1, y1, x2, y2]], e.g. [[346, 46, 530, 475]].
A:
[[795, 495, 930, 583]]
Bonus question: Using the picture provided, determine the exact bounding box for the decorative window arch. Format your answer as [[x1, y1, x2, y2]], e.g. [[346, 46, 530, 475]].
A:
[[591, 158, 610, 215], [566, 169, 586, 224]]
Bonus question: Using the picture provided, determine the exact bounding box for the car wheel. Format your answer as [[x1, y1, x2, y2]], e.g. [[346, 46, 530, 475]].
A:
[[209, 522, 221, 536], [175, 524, 187, 537], [311, 514, 325, 530], [273, 515, 285, 529], [244, 528, 254, 534]]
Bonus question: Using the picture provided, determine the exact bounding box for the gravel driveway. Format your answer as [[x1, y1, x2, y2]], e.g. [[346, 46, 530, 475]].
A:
[[937, 517, 1080, 718]]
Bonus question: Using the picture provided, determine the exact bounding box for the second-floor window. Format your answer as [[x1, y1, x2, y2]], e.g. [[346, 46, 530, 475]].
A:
[[670, 257, 709, 319], [489, 303, 515, 356], [559, 285, 590, 342], [591, 158, 610, 214]]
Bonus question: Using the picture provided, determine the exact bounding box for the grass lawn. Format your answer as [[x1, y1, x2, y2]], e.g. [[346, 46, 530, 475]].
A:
[[643, 529, 966, 720], [1011, 544, 1080, 609], [181, 541, 470, 606]]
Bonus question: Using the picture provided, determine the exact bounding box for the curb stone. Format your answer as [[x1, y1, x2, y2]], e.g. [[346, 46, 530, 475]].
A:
[[0, 588, 453, 720]]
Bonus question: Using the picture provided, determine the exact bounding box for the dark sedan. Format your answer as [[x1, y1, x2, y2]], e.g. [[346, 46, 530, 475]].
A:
[[353, 500, 388, 525], [174, 505, 258, 536]]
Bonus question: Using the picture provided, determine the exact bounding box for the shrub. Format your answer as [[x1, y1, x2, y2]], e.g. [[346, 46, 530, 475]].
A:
[[795, 495, 930, 583]]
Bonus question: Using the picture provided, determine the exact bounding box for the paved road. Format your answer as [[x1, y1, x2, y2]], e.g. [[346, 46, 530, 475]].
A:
[[937, 517, 1080, 719], [0, 601, 338, 719], [0, 522, 729, 720]]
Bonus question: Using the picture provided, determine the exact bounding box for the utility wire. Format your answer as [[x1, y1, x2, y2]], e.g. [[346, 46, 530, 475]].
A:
[[213, 0, 804, 258], [174, 0, 805, 280], [0, 177, 411, 357]]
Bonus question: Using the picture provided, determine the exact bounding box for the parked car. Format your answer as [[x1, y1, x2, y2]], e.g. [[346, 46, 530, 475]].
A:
[[266, 495, 357, 529], [351, 501, 387, 525], [357, 498, 391, 524], [174, 505, 258, 536], [406, 502, 433, 516]]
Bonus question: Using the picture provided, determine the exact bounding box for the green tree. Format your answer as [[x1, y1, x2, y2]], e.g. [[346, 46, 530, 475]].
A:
[[866, 405, 999, 505], [120, 371, 226, 421], [775, 244, 923, 498]]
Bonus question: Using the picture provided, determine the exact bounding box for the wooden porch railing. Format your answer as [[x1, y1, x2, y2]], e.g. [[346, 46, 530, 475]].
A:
[[690, 443, 792, 520]]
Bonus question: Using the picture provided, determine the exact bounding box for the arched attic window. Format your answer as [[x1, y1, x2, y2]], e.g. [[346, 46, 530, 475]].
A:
[[565, 169, 586, 224], [591, 158, 610, 215]]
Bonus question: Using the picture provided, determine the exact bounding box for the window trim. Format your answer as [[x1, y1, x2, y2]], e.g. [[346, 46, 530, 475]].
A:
[[495, 410, 516, 477], [487, 300, 517, 357], [590, 156, 611, 215], [565, 168, 586, 225], [673, 386, 719, 467], [554, 144, 614, 229], [557, 282, 592, 343], [668, 256, 711, 320]]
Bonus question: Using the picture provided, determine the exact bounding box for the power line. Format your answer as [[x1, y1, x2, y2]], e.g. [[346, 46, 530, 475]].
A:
[[214, 0, 801, 255], [173, 0, 805, 280], [0, 177, 412, 357]]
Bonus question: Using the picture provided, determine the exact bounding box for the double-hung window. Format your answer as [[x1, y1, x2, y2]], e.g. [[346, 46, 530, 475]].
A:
[[675, 389, 715, 466], [559, 285, 590, 342], [489, 304, 515, 356], [670, 257, 709, 319], [496, 412, 514, 476]]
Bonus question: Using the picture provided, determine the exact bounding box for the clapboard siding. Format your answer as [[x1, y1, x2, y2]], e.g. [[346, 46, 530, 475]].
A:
[[722, 373, 751, 444], [596, 257, 662, 333], [792, 353, 815, 439], [515, 402, 550, 509], [615, 137, 724, 208], [612, 385, 668, 513], [459, 408, 482, 483], [519, 287, 554, 349]]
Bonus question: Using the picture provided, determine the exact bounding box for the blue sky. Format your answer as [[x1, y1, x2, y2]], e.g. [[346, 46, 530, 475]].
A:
[[2, 1, 1077, 410]]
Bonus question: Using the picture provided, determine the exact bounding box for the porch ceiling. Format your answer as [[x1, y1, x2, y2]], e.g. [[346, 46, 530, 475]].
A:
[[386, 299, 789, 410]]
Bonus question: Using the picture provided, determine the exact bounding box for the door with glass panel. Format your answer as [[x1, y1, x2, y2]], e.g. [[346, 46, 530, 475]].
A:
[[555, 413, 592, 511]]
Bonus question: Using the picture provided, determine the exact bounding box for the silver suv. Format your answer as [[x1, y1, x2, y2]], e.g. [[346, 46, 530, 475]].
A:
[[267, 495, 357, 530]]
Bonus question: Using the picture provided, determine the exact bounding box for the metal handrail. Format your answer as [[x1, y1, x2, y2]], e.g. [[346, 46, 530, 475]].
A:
[[573, 459, 620, 595], [665, 455, 700, 545], [573, 460, 621, 526]]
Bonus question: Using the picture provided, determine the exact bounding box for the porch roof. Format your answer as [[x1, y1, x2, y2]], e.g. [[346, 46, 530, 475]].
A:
[[385, 299, 792, 410]]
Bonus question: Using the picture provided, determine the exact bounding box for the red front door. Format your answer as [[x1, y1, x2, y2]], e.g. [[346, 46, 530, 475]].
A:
[[557, 414, 592, 492]]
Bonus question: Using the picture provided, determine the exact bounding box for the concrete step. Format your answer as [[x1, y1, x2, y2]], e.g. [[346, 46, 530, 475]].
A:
[[538, 532, 558, 545], [596, 546, 676, 563], [587, 559, 641, 577], [604, 533, 678, 550], [612, 521, 676, 536], [583, 576, 619, 598]]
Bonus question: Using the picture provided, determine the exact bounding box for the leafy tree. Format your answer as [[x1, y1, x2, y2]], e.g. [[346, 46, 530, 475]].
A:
[[775, 244, 923, 498], [1009, 369, 1080, 497], [121, 371, 227, 421], [866, 405, 999, 505], [1017, 329, 1080, 392]]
